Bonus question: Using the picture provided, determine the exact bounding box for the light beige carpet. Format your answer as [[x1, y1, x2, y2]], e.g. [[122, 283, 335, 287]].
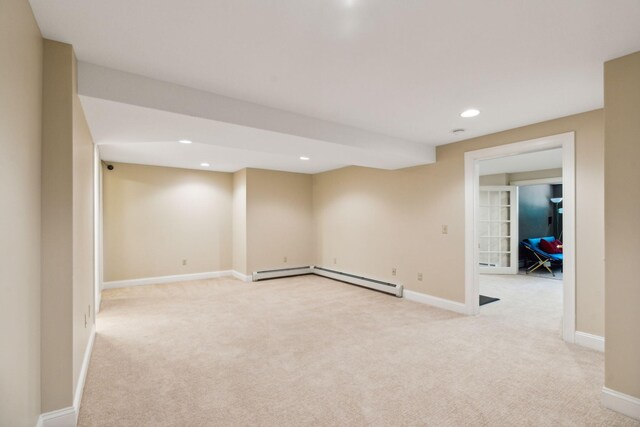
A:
[[78, 274, 638, 426]]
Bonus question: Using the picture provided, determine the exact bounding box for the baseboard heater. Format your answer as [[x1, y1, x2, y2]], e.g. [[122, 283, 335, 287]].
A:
[[252, 266, 314, 281], [252, 266, 403, 298], [313, 267, 403, 297]]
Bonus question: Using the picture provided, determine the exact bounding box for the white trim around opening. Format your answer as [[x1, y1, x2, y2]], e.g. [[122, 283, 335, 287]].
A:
[[464, 131, 576, 343]]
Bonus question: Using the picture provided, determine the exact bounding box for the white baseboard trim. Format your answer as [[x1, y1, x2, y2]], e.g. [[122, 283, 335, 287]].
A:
[[403, 289, 467, 314], [37, 406, 76, 427], [102, 270, 233, 289], [574, 331, 605, 352], [231, 270, 252, 282], [37, 324, 96, 427], [73, 324, 96, 411], [602, 387, 640, 420]]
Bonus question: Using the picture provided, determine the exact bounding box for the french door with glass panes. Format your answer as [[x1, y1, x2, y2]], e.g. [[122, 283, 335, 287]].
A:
[[478, 186, 518, 274]]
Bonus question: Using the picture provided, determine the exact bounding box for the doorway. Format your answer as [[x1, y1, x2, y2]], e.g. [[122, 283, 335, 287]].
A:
[[464, 132, 576, 343]]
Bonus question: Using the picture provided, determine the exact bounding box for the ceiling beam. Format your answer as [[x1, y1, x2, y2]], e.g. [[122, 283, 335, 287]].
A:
[[77, 62, 435, 167]]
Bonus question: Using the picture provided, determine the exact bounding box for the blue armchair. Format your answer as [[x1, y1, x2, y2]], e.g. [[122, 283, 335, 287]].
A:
[[521, 237, 563, 276]]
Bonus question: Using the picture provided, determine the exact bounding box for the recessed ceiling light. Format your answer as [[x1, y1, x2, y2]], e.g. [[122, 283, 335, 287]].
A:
[[460, 109, 480, 118], [200, 162, 210, 167], [179, 139, 193, 144], [300, 156, 310, 160]]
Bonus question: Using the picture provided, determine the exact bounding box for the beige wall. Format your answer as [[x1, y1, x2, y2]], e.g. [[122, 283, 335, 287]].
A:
[[40, 40, 96, 412], [314, 110, 605, 336], [0, 0, 42, 424], [314, 165, 462, 298], [1, 12, 95, 421], [103, 163, 233, 281], [246, 169, 314, 273], [72, 65, 95, 392], [41, 39, 75, 412], [510, 168, 562, 183], [103, 166, 313, 277], [232, 170, 248, 274], [479, 173, 509, 186], [604, 52, 640, 399]]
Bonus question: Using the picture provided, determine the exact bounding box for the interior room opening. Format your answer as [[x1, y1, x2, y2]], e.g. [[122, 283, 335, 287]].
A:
[[477, 149, 564, 334]]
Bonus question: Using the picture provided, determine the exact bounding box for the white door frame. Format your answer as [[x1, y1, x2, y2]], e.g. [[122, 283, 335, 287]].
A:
[[464, 132, 575, 343], [93, 145, 103, 313]]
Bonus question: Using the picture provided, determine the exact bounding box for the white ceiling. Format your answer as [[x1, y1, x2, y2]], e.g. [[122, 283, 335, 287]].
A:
[[77, 63, 435, 173], [82, 96, 430, 173], [479, 149, 563, 176], [29, 0, 640, 173]]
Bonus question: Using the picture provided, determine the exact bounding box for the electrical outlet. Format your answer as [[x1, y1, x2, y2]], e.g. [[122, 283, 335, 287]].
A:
[[283, 256, 287, 263], [392, 267, 397, 276], [333, 257, 337, 264], [442, 224, 448, 234], [182, 259, 187, 266], [417, 273, 423, 281]]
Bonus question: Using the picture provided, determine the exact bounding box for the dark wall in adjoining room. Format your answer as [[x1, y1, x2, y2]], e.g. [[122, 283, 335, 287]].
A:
[[519, 184, 554, 241], [518, 184, 563, 241]]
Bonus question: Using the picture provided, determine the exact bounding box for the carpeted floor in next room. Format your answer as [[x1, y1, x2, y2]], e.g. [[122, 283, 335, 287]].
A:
[[78, 274, 638, 426]]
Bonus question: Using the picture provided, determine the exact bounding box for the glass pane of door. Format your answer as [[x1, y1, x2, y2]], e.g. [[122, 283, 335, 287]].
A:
[[479, 186, 518, 274]]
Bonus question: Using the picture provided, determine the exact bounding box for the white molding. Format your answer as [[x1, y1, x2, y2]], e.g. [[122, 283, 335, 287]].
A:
[[102, 270, 233, 289], [574, 331, 605, 352], [464, 143, 478, 316], [73, 325, 96, 412], [37, 407, 76, 427], [403, 289, 467, 314], [602, 387, 640, 420], [464, 132, 577, 341], [37, 324, 97, 427], [561, 134, 576, 343], [231, 270, 252, 282], [93, 146, 102, 314], [96, 290, 102, 313]]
